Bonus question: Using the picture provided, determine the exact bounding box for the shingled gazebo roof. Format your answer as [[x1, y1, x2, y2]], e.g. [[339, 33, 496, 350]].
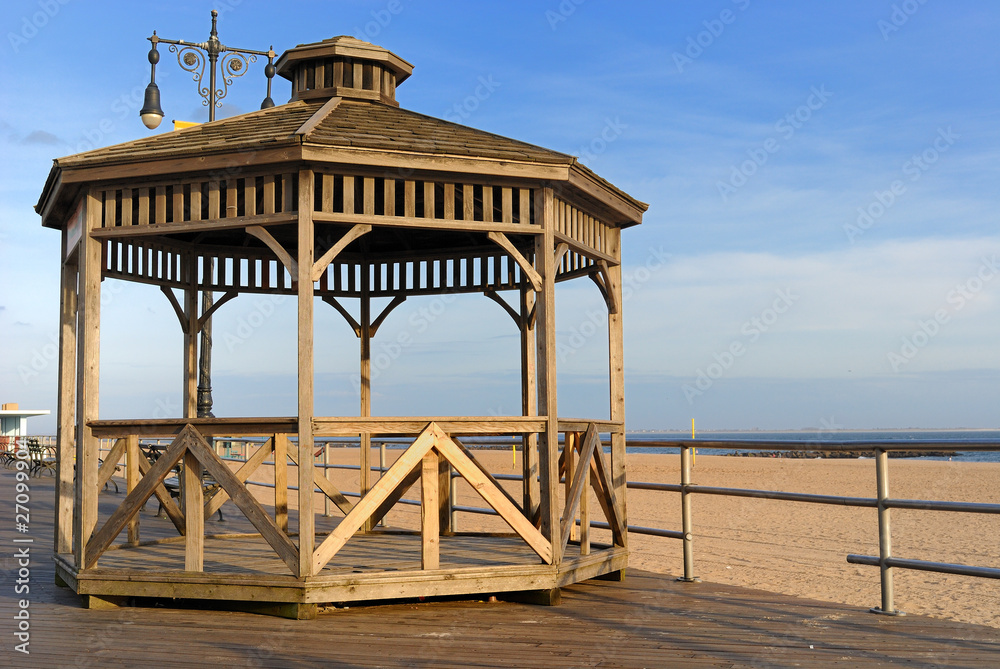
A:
[[50, 99, 573, 170]]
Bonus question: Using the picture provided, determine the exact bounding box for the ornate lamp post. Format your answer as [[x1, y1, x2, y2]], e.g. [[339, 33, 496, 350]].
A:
[[140, 10, 278, 418]]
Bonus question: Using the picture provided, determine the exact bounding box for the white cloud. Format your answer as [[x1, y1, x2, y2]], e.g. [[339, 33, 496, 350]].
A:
[[623, 237, 1000, 382]]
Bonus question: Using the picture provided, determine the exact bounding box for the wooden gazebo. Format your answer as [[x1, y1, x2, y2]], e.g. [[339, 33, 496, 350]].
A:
[[36, 36, 646, 618]]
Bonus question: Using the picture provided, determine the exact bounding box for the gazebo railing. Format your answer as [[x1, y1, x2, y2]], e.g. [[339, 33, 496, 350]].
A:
[[82, 416, 626, 578]]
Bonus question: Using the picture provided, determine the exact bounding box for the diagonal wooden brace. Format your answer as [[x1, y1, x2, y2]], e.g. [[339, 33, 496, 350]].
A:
[[560, 424, 599, 552], [85, 429, 189, 569], [203, 437, 275, 519], [286, 442, 355, 516], [185, 427, 300, 575]]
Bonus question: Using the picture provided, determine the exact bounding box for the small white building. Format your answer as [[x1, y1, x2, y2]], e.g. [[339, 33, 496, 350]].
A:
[[0, 403, 51, 438]]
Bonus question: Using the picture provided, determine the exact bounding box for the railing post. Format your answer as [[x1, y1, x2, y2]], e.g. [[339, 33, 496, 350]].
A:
[[126, 435, 140, 546], [677, 446, 699, 582], [449, 465, 457, 532], [873, 447, 902, 615], [565, 431, 575, 541], [379, 442, 386, 527], [322, 443, 330, 517]]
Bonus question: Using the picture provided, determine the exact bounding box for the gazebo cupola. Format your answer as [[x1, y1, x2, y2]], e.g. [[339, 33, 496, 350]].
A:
[[277, 36, 413, 106], [37, 32, 647, 618]]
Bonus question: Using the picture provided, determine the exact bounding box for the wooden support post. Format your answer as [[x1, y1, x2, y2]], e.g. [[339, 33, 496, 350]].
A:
[[180, 255, 200, 563], [296, 169, 316, 578], [438, 451, 452, 534], [274, 433, 288, 533], [520, 286, 539, 520], [183, 449, 204, 571], [359, 279, 372, 532], [84, 594, 128, 610], [564, 432, 575, 541], [607, 240, 628, 540], [75, 189, 102, 569], [55, 248, 78, 556], [580, 451, 590, 556], [421, 450, 440, 570], [233, 601, 318, 620], [126, 435, 140, 546], [183, 283, 198, 418], [534, 187, 562, 564], [497, 588, 561, 606]]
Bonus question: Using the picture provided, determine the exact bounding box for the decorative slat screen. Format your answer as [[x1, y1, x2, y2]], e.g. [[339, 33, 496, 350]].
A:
[[97, 173, 297, 229], [313, 172, 536, 226]]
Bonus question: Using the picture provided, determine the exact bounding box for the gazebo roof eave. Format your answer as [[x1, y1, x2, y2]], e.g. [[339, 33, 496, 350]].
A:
[[38, 151, 646, 233], [35, 138, 305, 229], [35, 95, 646, 231], [567, 162, 648, 228]]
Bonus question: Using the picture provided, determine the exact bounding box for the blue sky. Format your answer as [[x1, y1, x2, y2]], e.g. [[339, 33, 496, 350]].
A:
[[2, 1, 999, 433]]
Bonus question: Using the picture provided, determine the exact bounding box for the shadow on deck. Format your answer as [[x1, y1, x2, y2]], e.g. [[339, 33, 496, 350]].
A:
[[4, 473, 998, 668]]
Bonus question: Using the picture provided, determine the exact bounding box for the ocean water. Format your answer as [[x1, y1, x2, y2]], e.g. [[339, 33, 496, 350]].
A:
[[624, 430, 1000, 463]]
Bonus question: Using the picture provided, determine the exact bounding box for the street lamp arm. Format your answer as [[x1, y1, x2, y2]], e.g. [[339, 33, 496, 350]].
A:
[[141, 10, 277, 126], [150, 36, 273, 58]]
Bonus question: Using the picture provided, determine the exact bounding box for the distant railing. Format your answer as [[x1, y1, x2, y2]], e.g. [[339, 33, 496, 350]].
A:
[[1, 435, 57, 449], [630, 440, 1000, 616], [86, 431, 1000, 616]]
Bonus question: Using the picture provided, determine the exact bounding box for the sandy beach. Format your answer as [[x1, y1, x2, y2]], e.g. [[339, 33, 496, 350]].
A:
[[235, 446, 1000, 629]]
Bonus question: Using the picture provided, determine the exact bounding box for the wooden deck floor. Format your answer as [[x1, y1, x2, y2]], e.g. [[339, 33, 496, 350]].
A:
[[4, 473, 999, 667], [93, 531, 544, 576]]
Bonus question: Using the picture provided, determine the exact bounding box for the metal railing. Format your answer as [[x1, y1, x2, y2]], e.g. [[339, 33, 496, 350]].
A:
[[634, 440, 1000, 616], [88, 434, 1000, 616]]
